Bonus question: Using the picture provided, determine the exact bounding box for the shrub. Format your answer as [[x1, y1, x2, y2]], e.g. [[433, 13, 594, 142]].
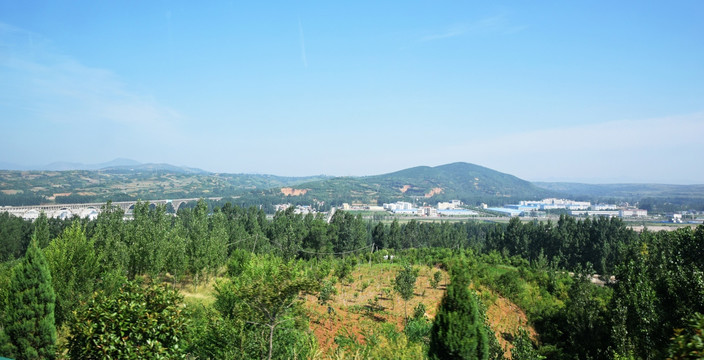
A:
[[226, 249, 252, 277], [318, 279, 338, 305], [496, 271, 522, 300], [668, 312, 704, 360], [413, 303, 427, 320], [68, 282, 188, 359], [431, 270, 443, 289], [405, 317, 432, 344]]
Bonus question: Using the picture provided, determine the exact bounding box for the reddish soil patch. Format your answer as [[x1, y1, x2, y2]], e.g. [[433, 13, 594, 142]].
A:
[[484, 291, 537, 358], [303, 264, 538, 359], [280, 187, 309, 196], [399, 185, 412, 193], [424, 187, 443, 198], [304, 264, 448, 356]]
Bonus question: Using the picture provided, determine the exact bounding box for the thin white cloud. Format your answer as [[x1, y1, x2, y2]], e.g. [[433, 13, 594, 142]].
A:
[[420, 14, 526, 42], [298, 18, 308, 68], [0, 22, 186, 140], [441, 113, 704, 184]]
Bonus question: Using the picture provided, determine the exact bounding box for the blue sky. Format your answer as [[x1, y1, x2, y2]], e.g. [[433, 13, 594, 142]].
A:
[[1, 1, 703, 183]]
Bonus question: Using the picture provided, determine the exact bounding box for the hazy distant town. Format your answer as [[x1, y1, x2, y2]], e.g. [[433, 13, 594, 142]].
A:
[[267, 197, 704, 224]]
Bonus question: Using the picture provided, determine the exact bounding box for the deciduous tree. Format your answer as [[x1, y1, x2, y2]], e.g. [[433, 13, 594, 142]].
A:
[[43, 220, 98, 327], [214, 255, 318, 360], [395, 263, 418, 323]]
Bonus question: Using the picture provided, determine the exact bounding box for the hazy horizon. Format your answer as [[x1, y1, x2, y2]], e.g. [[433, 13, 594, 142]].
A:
[[1, 2, 703, 184], [1, 158, 703, 186]]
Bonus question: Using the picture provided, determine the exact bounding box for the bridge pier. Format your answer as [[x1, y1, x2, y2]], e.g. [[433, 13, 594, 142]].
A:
[[0, 197, 217, 220]]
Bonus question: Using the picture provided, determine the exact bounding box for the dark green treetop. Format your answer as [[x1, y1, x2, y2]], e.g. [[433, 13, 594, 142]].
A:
[[5, 238, 57, 360], [429, 268, 489, 360]]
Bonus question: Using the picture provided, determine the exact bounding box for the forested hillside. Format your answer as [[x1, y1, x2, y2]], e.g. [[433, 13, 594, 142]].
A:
[[276, 162, 555, 206], [5, 163, 704, 211], [0, 169, 329, 206], [0, 162, 552, 208], [1, 201, 702, 359]]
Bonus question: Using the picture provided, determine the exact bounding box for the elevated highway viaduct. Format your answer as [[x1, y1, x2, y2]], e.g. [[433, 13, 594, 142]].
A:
[[0, 197, 222, 220]]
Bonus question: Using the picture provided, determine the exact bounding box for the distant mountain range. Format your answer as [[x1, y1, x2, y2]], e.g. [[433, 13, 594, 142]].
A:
[[0, 158, 209, 174], [1, 161, 702, 209]]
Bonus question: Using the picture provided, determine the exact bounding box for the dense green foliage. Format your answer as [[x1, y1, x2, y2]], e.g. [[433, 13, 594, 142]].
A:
[[0, 212, 72, 262], [1, 198, 703, 359], [0, 211, 32, 262], [68, 282, 188, 359], [429, 265, 489, 360], [214, 255, 319, 360], [5, 239, 57, 359], [667, 312, 704, 360], [511, 328, 544, 360], [44, 221, 99, 327], [608, 226, 704, 359]]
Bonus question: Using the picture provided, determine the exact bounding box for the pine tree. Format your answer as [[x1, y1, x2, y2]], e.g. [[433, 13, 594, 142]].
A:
[[6, 238, 57, 359], [429, 269, 488, 360]]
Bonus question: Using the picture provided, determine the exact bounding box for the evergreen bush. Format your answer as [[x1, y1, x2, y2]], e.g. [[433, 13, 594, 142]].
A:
[[5, 238, 57, 360], [429, 269, 489, 360]]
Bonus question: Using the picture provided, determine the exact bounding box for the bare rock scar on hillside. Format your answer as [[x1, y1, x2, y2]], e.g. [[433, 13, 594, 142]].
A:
[[280, 187, 309, 196]]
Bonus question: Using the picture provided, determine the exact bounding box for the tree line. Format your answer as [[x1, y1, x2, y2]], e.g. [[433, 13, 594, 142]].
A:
[[0, 199, 702, 359]]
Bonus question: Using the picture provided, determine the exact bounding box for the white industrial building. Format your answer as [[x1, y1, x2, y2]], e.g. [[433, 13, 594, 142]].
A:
[[437, 200, 463, 210], [383, 202, 414, 211], [619, 209, 648, 217], [520, 198, 591, 210]]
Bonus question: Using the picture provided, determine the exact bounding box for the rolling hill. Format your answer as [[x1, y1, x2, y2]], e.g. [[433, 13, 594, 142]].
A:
[[263, 162, 555, 206], [0, 169, 329, 206], [0, 162, 555, 207], [3, 161, 702, 210]]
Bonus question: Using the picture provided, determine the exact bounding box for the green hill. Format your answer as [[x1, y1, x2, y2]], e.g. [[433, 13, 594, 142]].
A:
[[271, 162, 554, 206], [0, 169, 329, 206], [0, 162, 556, 207], [13, 162, 702, 211]]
